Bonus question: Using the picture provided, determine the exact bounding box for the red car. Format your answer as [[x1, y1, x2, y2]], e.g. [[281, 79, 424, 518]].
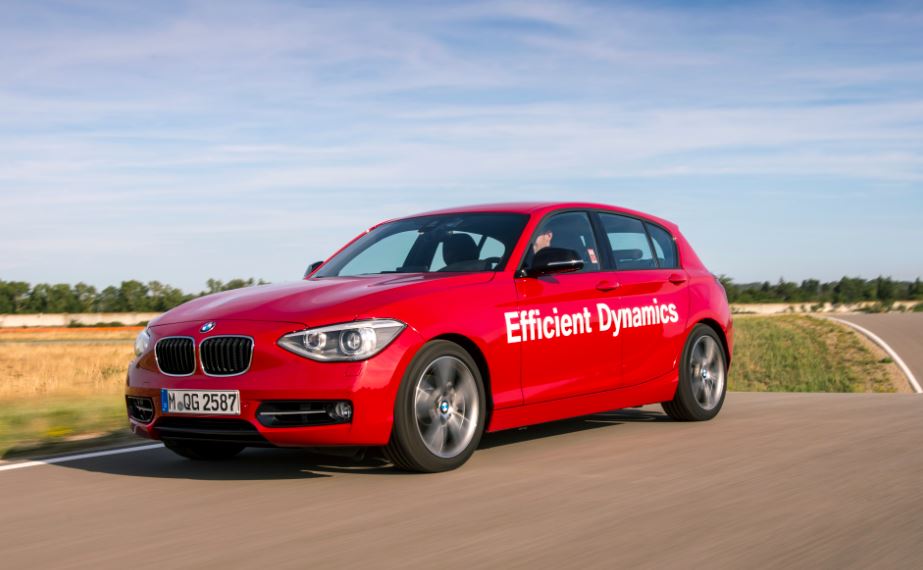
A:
[[126, 202, 732, 472]]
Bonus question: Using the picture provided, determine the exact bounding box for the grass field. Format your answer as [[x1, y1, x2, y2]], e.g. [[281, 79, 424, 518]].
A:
[[730, 315, 900, 393], [0, 329, 136, 457], [0, 316, 907, 458]]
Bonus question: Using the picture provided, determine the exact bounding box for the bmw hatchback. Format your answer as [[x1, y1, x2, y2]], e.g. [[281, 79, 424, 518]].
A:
[[126, 202, 732, 472]]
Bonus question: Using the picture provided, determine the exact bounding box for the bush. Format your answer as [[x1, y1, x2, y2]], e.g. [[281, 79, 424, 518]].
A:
[[67, 321, 133, 328]]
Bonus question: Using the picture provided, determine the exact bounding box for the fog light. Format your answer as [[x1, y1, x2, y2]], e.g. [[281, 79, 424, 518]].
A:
[[328, 401, 353, 421]]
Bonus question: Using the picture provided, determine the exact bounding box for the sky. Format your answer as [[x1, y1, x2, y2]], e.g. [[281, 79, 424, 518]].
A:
[[1, 0, 921, 291]]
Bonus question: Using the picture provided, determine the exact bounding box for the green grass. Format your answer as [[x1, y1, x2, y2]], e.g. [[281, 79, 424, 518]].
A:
[[730, 315, 896, 393], [0, 396, 132, 458]]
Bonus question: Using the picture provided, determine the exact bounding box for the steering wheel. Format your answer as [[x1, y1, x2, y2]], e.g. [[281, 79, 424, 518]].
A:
[[483, 257, 502, 269]]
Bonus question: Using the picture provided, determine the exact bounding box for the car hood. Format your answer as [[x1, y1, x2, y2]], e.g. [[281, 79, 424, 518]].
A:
[[150, 273, 495, 327]]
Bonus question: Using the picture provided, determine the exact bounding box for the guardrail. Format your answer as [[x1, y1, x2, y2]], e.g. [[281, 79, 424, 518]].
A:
[[0, 313, 162, 328]]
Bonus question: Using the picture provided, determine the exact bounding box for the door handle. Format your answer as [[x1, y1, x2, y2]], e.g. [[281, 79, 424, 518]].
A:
[[668, 273, 687, 285], [596, 280, 621, 292]]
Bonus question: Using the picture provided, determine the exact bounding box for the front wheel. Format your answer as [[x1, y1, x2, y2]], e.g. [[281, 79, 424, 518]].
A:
[[385, 341, 486, 472], [662, 324, 727, 421]]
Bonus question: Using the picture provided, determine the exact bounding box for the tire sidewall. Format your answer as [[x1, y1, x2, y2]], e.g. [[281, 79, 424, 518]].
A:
[[391, 340, 487, 472], [677, 325, 727, 421]]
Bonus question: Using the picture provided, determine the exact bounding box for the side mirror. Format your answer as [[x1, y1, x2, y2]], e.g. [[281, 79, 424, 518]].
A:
[[304, 260, 324, 278], [525, 247, 584, 277]]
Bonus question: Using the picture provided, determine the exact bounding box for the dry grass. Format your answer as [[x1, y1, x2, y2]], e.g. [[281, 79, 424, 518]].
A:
[[0, 328, 137, 456], [0, 342, 134, 400]]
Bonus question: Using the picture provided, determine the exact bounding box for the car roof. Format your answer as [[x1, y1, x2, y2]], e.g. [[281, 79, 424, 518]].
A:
[[400, 201, 679, 232]]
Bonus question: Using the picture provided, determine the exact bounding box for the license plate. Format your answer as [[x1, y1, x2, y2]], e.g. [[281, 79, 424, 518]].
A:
[[161, 389, 240, 415]]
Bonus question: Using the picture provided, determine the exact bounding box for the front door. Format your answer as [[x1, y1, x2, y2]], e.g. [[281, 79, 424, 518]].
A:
[[514, 211, 622, 404]]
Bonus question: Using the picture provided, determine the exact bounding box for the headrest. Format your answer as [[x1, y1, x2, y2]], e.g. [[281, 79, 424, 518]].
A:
[[443, 233, 479, 265], [613, 249, 642, 261]]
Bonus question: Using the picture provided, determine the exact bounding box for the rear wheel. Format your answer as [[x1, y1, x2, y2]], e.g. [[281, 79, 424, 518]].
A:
[[385, 341, 486, 472], [662, 324, 727, 421], [163, 440, 245, 460]]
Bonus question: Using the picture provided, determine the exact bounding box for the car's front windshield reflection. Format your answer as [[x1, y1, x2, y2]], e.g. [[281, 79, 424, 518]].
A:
[[314, 213, 528, 278]]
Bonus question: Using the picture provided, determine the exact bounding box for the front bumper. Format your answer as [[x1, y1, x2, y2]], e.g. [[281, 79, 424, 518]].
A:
[[126, 319, 423, 447]]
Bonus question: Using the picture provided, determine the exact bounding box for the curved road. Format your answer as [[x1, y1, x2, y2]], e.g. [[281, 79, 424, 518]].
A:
[[2, 392, 922, 568], [833, 313, 923, 390]]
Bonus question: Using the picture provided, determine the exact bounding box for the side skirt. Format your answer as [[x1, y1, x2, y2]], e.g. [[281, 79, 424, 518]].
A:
[[487, 373, 678, 433]]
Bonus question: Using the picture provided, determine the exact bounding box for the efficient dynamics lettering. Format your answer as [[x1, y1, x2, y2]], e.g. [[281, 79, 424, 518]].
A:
[[504, 299, 679, 344]]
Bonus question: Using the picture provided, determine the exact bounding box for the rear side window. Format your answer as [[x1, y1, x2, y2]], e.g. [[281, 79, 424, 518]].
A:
[[598, 213, 656, 270], [645, 223, 678, 269]]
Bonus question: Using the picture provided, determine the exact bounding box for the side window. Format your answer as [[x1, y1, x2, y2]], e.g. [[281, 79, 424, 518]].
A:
[[598, 214, 656, 270], [525, 211, 600, 273], [645, 223, 678, 269]]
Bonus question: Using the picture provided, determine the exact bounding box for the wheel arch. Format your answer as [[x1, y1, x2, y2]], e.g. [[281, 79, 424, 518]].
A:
[[431, 333, 494, 424], [695, 318, 731, 367]]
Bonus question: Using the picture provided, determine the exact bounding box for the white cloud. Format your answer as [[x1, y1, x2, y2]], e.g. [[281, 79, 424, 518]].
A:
[[1, 0, 921, 288]]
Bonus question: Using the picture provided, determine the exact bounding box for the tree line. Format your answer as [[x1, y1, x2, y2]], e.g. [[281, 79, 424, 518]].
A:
[[718, 276, 923, 305], [1, 275, 921, 314], [0, 278, 267, 314]]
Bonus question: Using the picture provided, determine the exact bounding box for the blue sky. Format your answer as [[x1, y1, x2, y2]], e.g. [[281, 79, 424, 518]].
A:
[[1, 0, 921, 291]]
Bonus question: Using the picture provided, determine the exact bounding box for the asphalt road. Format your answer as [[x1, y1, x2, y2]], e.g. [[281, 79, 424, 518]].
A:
[[2, 392, 922, 569], [834, 313, 923, 387]]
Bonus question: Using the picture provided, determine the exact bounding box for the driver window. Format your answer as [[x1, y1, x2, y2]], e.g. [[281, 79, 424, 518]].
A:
[[526, 212, 600, 273]]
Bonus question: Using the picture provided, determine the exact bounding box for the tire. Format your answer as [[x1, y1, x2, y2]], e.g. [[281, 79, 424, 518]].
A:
[[385, 340, 487, 473], [662, 324, 727, 421], [163, 440, 245, 461]]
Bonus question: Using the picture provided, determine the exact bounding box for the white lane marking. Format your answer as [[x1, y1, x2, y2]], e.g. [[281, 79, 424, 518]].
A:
[[0, 443, 164, 473], [829, 317, 922, 394]]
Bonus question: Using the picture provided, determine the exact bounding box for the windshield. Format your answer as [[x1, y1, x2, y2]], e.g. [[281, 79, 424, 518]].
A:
[[314, 213, 529, 277]]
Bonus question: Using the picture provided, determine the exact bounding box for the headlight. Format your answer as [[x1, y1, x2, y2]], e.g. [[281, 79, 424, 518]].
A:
[[278, 319, 406, 362], [134, 328, 151, 356]]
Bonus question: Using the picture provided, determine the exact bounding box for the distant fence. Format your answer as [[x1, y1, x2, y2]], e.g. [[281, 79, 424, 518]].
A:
[[0, 312, 162, 328], [731, 301, 920, 315]]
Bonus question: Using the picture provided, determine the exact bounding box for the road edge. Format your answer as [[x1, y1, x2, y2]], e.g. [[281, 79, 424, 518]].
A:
[[0, 443, 164, 472], [827, 317, 922, 394]]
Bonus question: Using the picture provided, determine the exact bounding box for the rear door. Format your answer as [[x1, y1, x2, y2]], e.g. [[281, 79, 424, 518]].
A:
[[514, 210, 622, 404], [595, 212, 689, 387]]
